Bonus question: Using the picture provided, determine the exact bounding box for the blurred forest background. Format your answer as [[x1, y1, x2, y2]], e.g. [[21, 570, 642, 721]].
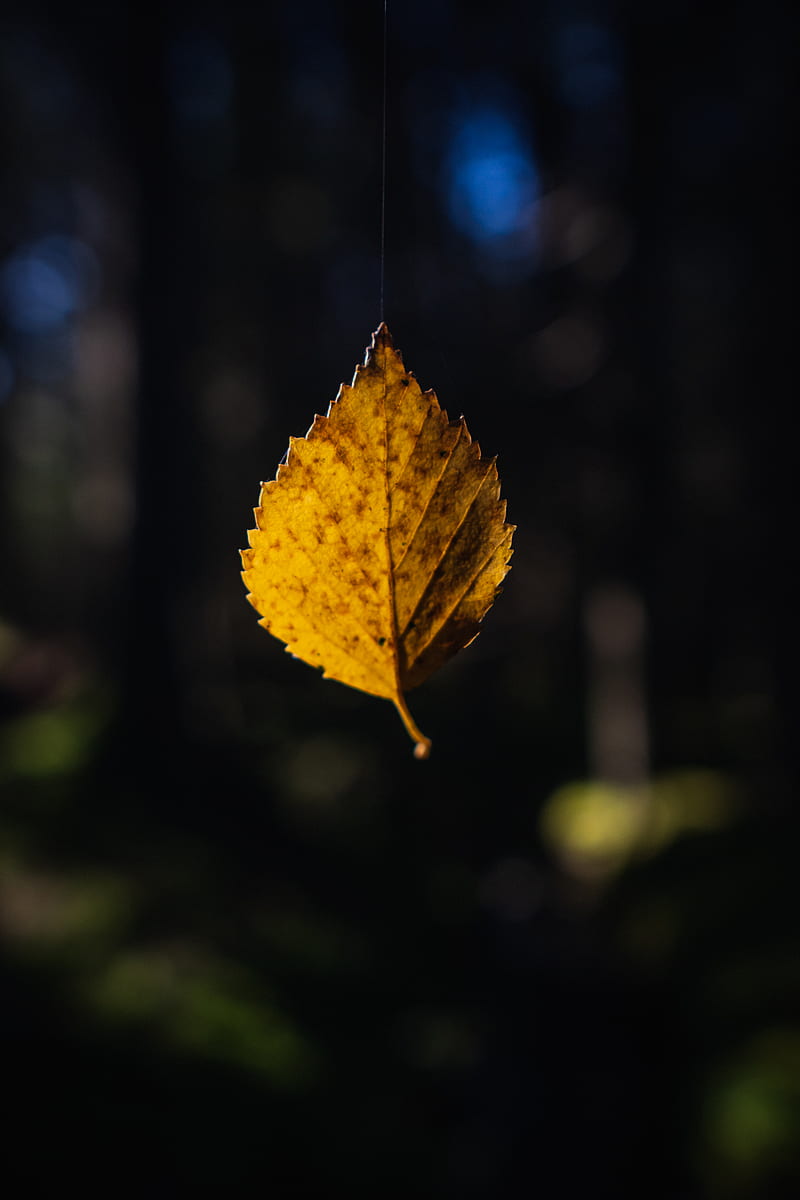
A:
[[1, 0, 797, 1194]]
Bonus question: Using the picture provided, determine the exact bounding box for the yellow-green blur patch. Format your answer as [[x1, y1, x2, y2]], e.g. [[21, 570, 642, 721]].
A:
[[84, 946, 317, 1089], [701, 1028, 800, 1193], [540, 769, 739, 881], [0, 696, 108, 780], [0, 859, 133, 954]]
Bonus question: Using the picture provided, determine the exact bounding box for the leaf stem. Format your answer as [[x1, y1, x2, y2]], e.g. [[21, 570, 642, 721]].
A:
[[393, 693, 432, 759]]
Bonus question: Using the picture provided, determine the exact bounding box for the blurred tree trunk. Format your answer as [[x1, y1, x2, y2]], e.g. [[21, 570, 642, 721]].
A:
[[112, 7, 195, 782]]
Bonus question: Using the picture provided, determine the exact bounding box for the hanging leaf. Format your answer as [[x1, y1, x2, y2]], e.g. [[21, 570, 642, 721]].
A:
[[241, 324, 514, 757]]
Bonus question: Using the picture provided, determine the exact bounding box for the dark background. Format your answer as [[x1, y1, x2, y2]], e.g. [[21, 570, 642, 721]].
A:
[[1, 0, 796, 1194]]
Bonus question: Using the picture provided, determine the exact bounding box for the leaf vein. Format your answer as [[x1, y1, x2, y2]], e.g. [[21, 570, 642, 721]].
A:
[[391, 422, 464, 575], [399, 458, 496, 638], [404, 526, 511, 665]]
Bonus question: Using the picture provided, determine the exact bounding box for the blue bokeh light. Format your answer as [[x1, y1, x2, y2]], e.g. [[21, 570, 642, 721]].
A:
[[0, 235, 99, 334], [446, 108, 540, 249]]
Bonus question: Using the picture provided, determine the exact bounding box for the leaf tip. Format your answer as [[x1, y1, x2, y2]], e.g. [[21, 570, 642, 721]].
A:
[[372, 322, 393, 348]]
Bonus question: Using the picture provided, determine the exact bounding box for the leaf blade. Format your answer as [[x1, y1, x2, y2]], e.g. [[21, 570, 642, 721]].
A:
[[241, 324, 514, 754]]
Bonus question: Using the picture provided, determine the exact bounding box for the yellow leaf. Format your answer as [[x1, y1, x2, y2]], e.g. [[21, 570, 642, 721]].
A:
[[241, 324, 514, 758]]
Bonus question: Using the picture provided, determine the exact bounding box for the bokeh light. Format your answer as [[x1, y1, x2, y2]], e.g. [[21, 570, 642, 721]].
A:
[[445, 102, 540, 273], [1, 236, 99, 335]]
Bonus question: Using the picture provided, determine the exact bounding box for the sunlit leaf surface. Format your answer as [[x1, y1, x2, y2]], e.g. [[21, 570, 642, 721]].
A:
[[241, 325, 514, 756]]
